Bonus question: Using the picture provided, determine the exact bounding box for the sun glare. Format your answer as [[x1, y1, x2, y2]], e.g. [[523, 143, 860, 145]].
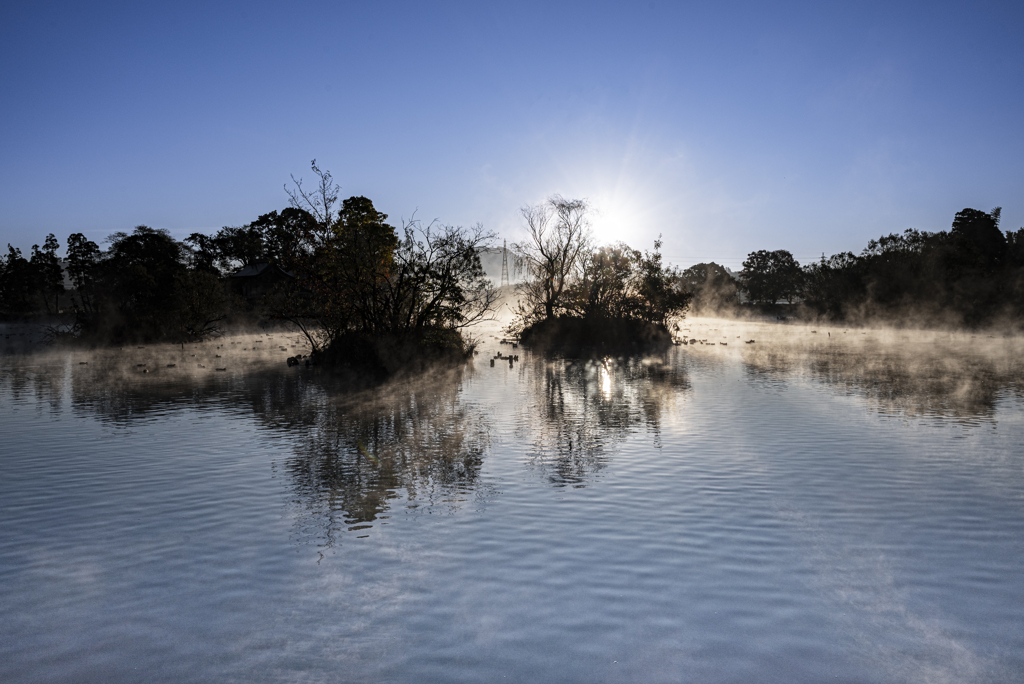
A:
[[548, 142, 683, 249], [587, 186, 660, 247]]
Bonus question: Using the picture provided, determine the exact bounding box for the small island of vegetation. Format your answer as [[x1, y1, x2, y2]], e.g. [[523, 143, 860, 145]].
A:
[[505, 196, 691, 355]]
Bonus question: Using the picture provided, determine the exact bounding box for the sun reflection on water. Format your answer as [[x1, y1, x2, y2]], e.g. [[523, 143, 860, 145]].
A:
[[600, 360, 612, 398]]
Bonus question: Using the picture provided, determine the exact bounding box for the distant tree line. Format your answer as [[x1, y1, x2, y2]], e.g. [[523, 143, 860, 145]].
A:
[[1, 162, 497, 370], [721, 207, 1023, 326], [669, 207, 1024, 327], [801, 208, 1024, 326], [1, 226, 228, 342], [4, 191, 1019, 355]]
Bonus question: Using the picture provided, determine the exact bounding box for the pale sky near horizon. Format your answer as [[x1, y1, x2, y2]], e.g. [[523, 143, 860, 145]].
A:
[[1, 1, 1021, 270]]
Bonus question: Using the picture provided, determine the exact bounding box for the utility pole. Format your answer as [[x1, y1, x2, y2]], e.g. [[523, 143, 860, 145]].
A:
[[501, 239, 510, 288]]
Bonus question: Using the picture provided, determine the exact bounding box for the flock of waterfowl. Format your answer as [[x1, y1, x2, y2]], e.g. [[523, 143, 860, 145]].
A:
[[87, 333, 311, 375], [673, 320, 855, 349], [488, 337, 520, 367], [674, 325, 757, 346], [677, 337, 757, 346]]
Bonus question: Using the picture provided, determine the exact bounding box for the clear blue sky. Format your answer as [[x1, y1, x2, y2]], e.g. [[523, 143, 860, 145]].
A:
[[2, 0, 1021, 270]]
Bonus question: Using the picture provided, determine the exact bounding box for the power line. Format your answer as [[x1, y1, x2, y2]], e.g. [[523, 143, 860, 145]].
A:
[[661, 255, 830, 264]]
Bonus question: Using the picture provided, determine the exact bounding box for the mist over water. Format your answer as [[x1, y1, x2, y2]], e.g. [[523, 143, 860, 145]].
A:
[[2, 320, 1023, 683]]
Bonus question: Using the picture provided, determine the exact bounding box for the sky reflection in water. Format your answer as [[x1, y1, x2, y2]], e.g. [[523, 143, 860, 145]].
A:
[[1, 328, 1023, 683]]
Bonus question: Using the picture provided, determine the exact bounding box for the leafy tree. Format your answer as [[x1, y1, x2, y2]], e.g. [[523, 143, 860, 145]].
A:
[[858, 228, 934, 307], [680, 262, 739, 314], [247, 207, 308, 267], [274, 162, 498, 362], [331, 195, 401, 335], [267, 172, 497, 362], [0, 245, 36, 313], [66, 233, 102, 314], [798, 208, 1019, 325], [214, 224, 268, 270], [951, 207, 1005, 268], [633, 238, 691, 325], [801, 252, 865, 318], [740, 249, 802, 305], [268, 195, 399, 351], [185, 207, 312, 276], [1005, 227, 1024, 268], [103, 226, 187, 337], [29, 234, 64, 313], [569, 243, 637, 319], [183, 232, 223, 274]]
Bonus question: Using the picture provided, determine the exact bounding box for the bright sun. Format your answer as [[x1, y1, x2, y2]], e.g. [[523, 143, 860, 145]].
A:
[[538, 136, 689, 250], [588, 187, 659, 247]]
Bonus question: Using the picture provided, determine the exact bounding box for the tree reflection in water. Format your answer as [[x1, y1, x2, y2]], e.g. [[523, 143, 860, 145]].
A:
[[1, 350, 493, 547], [279, 369, 492, 547], [8, 331, 1021, 551], [518, 353, 690, 487], [741, 338, 1024, 422]]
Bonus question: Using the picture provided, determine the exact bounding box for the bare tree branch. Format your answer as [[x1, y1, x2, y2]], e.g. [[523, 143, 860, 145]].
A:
[[285, 159, 340, 231], [512, 195, 593, 319]]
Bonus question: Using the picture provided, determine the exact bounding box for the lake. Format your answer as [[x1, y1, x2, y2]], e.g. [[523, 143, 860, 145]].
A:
[[2, 319, 1023, 683]]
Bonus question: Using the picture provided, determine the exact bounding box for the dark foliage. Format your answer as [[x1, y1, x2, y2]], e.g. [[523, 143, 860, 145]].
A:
[[680, 262, 740, 314], [739, 249, 803, 305], [802, 252, 865, 318], [2, 226, 229, 343], [185, 207, 309, 275], [0, 245, 37, 314], [267, 164, 498, 370], [2, 163, 495, 368], [66, 233, 102, 315], [518, 315, 673, 355], [29, 234, 64, 314], [801, 207, 1024, 326], [951, 207, 1006, 269], [102, 227, 190, 337]]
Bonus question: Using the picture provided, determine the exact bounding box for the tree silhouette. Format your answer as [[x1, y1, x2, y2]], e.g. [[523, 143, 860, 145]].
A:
[[740, 250, 802, 305], [29, 234, 64, 314], [513, 196, 593, 320]]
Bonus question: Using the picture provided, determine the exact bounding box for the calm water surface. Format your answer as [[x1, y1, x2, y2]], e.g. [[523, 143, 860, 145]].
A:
[[2, 324, 1024, 683]]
